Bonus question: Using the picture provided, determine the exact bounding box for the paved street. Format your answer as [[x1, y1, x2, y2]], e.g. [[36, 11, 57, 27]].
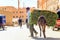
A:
[[0, 24, 60, 40]]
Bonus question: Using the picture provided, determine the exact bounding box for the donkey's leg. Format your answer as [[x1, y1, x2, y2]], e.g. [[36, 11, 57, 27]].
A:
[[42, 25, 46, 38], [39, 25, 41, 37]]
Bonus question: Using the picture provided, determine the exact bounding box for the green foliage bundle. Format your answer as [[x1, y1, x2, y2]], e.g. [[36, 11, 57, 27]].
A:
[[29, 10, 58, 26]]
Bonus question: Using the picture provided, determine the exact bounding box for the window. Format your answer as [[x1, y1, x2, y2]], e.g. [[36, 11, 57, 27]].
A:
[[13, 16, 15, 18], [20, 11, 23, 13], [19, 16, 21, 18], [4, 8, 6, 10], [20, 11, 21, 13], [22, 16, 24, 18], [2, 8, 6, 10], [13, 12, 15, 13], [22, 11, 23, 13], [16, 12, 18, 13], [16, 16, 18, 18]]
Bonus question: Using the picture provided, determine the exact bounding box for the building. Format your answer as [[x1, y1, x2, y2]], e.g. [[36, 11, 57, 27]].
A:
[[0, 6, 27, 26], [37, 0, 47, 10], [0, 0, 35, 26], [37, 0, 59, 12]]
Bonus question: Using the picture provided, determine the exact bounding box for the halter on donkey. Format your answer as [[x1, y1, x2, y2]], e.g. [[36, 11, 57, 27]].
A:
[[37, 15, 46, 38]]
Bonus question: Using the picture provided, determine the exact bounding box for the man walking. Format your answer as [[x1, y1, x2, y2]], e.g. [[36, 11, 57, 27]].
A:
[[26, 7, 38, 37], [26, 7, 30, 28]]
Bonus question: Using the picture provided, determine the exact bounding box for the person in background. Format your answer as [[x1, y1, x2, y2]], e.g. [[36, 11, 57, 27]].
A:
[[18, 17, 22, 28]]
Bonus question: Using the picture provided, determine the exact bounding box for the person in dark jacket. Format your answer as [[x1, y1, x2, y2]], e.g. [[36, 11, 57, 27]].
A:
[[18, 18, 22, 28]]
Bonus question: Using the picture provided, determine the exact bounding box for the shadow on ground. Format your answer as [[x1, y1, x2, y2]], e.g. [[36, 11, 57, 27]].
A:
[[32, 37, 60, 40]]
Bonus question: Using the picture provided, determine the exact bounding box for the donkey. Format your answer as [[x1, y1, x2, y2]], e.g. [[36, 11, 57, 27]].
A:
[[37, 15, 46, 38]]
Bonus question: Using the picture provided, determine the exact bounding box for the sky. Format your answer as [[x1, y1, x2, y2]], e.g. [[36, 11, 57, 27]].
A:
[[0, 0, 37, 8]]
